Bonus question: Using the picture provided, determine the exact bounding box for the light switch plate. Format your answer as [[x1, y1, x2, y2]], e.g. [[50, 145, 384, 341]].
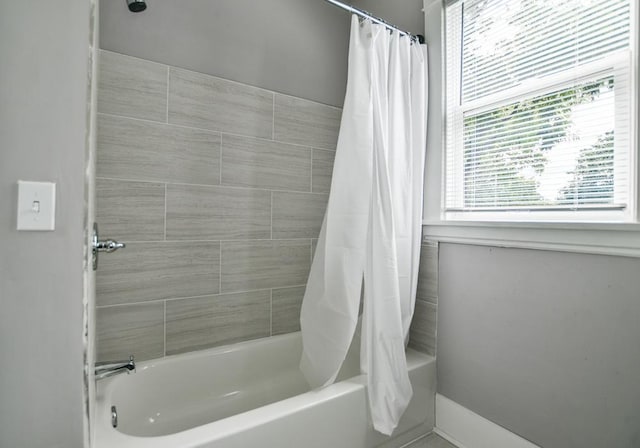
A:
[[17, 180, 56, 231]]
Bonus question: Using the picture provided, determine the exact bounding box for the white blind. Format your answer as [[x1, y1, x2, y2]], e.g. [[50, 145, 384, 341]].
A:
[[445, 0, 634, 218]]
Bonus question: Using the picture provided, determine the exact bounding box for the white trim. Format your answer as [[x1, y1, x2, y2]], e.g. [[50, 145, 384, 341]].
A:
[[435, 394, 541, 448], [423, 221, 640, 257]]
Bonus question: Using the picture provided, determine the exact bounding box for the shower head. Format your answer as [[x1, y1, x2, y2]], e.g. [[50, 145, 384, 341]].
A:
[[126, 0, 147, 13]]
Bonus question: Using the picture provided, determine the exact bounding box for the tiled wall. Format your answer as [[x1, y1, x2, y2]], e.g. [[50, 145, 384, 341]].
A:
[[95, 50, 339, 362], [409, 241, 439, 356], [95, 50, 437, 363]]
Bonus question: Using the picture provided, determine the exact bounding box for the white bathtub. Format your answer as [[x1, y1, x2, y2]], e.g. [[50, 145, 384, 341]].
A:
[[95, 332, 435, 448]]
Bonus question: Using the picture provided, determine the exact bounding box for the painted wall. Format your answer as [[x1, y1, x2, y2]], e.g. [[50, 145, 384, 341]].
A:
[[352, 0, 425, 37], [437, 244, 640, 448], [0, 1, 93, 447], [99, 0, 424, 108], [99, 0, 351, 107], [95, 51, 340, 361]]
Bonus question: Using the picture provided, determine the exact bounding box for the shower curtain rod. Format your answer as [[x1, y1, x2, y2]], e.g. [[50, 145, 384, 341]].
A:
[[324, 0, 424, 44]]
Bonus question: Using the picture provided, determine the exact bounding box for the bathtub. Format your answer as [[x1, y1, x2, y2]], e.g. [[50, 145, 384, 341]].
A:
[[94, 332, 435, 448]]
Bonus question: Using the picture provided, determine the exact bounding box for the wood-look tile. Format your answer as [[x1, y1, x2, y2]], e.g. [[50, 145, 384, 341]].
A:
[[272, 286, 306, 335], [168, 67, 273, 138], [221, 134, 311, 191], [165, 291, 270, 355], [274, 94, 341, 150], [417, 242, 438, 304], [97, 114, 220, 185], [311, 148, 335, 193], [98, 50, 167, 122], [272, 192, 328, 239], [96, 178, 165, 241], [96, 242, 220, 306], [165, 184, 271, 240], [96, 302, 164, 362], [409, 300, 437, 356], [221, 240, 311, 293]]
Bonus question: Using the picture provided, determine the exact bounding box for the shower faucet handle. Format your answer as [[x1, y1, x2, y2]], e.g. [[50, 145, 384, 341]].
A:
[[92, 223, 126, 270], [95, 239, 126, 253]]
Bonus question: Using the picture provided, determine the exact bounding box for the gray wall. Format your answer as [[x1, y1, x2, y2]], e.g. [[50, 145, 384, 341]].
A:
[[437, 243, 640, 448], [95, 51, 340, 361], [99, 0, 424, 108], [100, 0, 351, 107], [0, 1, 93, 447], [352, 0, 425, 37]]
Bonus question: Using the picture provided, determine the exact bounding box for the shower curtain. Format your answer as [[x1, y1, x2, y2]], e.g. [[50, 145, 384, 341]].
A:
[[300, 15, 427, 435]]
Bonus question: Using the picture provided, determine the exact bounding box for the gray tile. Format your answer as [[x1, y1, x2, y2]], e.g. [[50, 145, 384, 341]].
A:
[[312, 148, 335, 193], [272, 286, 305, 335], [272, 192, 328, 239], [166, 184, 271, 240], [274, 94, 341, 150], [168, 67, 273, 138], [96, 302, 164, 362], [409, 300, 437, 356], [97, 114, 220, 185], [166, 291, 270, 355], [221, 240, 311, 293], [98, 50, 167, 122], [96, 178, 165, 241], [221, 134, 311, 192], [96, 242, 220, 306], [417, 242, 438, 304]]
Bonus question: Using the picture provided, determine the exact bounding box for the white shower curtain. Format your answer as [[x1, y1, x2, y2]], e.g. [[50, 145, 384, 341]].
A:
[[300, 15, 427, 435]]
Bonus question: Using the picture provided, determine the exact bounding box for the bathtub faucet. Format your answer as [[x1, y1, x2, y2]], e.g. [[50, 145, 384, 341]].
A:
[[95, 355, 136, 381]]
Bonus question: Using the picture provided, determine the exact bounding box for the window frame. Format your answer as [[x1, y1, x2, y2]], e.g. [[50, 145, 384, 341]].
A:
[[444, 0, 636, 223], [421, 0, 640, 257]]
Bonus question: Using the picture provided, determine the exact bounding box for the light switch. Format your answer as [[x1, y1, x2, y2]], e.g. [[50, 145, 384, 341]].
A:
[[17, 181, 56, 231]]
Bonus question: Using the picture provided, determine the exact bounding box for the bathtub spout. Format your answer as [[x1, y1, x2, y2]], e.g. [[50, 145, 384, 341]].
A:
[[95, 355, 136, 381]]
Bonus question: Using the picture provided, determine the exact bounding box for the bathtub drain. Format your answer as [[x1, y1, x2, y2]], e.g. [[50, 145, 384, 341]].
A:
[[111, 405, 118, 428]]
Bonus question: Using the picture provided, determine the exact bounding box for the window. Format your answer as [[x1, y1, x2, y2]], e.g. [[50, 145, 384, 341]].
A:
[[444, 0, 636, 222]]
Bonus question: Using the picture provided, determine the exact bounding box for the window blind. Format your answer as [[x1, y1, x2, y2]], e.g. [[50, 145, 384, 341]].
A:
[[445, 0, 634, 219]]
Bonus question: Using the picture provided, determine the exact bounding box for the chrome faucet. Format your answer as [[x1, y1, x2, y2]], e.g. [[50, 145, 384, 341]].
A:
[[95, 355, 136, 381]]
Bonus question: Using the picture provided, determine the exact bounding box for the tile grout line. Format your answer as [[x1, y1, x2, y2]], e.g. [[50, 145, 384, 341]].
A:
[[102, 238, 313, 244], [97, 111, 330, 152], [269, 289, 273, 336], [96, 284, 308, 310], [95, 176, 329, 196]]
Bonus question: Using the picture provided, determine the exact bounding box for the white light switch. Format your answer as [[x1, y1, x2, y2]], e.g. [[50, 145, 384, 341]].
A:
[[17, 181, 56, 231]]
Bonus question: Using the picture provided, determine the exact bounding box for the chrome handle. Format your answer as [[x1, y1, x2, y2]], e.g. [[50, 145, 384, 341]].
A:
[[92, 223, 126, 270], [95, 240, 126, 253]]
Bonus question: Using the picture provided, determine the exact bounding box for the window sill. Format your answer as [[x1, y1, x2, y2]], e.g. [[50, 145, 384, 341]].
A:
[[422, 220, 640, 258]]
